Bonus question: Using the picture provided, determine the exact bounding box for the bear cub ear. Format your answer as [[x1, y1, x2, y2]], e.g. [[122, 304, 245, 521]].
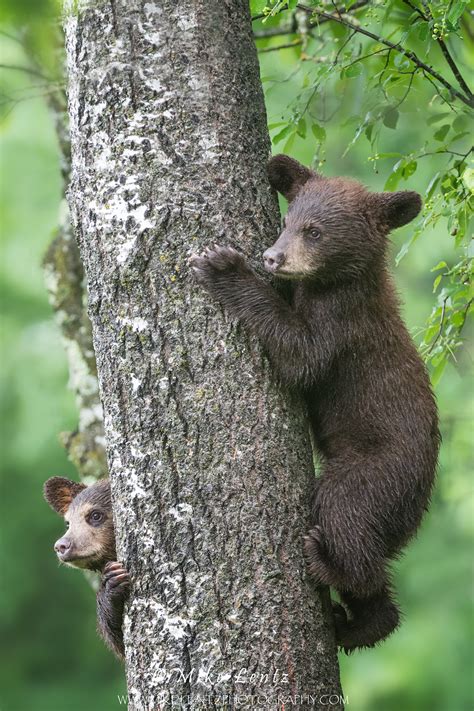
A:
[[268, 154, 317, 203], [44, 476, 87, 515], [373, 190, 422, 230]]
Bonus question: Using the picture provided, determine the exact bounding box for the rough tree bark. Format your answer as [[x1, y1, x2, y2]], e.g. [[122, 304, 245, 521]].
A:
[[64, 1, 343, 709]]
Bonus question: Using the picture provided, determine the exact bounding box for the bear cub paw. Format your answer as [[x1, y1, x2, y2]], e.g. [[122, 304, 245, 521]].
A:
[[102, 561, 130, 601], [190, 245, 250, 285]]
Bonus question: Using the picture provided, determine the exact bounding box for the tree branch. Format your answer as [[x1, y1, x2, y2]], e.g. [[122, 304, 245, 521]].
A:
[[258, 39, 303, 52], [252, 0, 369, 25], [297, 4, 474, 108], [251, 4, 290, 22], [437, 38, 473, 99], [401, 0, 473, 102], [0, 62, 50, 80], [401, 0, 425, 21], [254, 26, 297, 38], [427, 295, 448, 354]]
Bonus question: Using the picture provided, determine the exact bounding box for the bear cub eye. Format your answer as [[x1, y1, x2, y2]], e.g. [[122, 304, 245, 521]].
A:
[[306, 227, 321, 240], [88, 510, 104, 526]]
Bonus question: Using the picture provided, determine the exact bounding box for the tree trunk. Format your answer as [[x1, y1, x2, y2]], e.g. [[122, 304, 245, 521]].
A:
[[63, 0, 343, 708]]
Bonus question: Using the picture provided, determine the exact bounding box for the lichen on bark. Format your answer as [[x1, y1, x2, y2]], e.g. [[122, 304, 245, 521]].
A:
[[43, 218, 107, 480], [63, 0, 343, 708]]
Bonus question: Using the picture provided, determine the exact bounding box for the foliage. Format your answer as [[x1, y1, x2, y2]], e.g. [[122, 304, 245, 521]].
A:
[[252, 0, 473, 383]]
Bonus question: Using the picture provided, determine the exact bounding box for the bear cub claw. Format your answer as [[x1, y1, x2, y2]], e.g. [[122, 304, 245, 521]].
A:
[[303, 525, 323, 575], [103, 561, 130, 599]]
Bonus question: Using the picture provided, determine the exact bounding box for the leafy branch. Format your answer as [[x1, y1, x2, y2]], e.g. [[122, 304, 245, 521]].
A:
[[401, 0, 472, 99], [296, 3, 474, 107], [253, 0, 473, 380]]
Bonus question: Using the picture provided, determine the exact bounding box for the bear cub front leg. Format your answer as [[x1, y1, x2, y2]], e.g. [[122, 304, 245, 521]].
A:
[[96, 561, 130, 659]]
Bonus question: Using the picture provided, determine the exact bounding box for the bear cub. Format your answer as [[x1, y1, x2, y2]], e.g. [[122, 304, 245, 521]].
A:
[[191, 154, 440, 652], [44, 476, 129, 659]]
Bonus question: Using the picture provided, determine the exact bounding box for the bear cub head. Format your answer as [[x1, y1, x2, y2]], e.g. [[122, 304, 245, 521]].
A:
[[44, 477, 115, 571], [264, 154, 422, 282]]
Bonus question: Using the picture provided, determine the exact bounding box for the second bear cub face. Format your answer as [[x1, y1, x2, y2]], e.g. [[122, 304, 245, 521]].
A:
[[44, 477, 116, 571], [263, 154, 422, 282]]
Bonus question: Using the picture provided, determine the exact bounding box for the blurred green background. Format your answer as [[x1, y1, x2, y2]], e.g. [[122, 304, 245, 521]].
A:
[[0, 3, 473, 711]]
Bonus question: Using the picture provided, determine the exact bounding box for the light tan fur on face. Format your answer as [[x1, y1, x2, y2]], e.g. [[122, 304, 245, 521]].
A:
[[279, 234, 319, 277], [44, 478, 116, 571], [62, 504, 115, 570]]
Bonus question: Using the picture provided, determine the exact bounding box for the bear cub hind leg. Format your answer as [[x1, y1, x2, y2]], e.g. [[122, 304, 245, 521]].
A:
[[336, 586, 401, 653], [303, 526, 347, 589], [304, 514, 400, 652]]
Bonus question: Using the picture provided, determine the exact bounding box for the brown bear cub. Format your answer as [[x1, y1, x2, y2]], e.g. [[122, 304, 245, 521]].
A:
[[191, 154, 440, 652], [44, 477, 129, 659]]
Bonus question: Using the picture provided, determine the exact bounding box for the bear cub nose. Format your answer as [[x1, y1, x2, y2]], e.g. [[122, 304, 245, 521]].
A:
[[54, 538, 72, 556], [263, 249, 285, 272]]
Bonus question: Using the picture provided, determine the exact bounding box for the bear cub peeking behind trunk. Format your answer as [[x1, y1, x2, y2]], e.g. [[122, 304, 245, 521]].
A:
[[191, 154, 440, 653], [44, 477, 129, 659]]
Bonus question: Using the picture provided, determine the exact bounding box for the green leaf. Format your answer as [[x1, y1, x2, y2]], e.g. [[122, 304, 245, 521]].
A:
[[395, 228, 420, 264], [395, 239, 411, 264], [394, 53, 410, 70], [272, 124, 294, 145], [430, 357, 447, 386], [374, 152, 403, 159], [447, 0, 468, 29], [311, 123, 326, 142], [283, 131, 296, 153], [426, 172, 440, 198], [424, 325, 440, 342], [265, 0, 291, 19], [345, 63, 363, 78], [385, 159, 403, 190], [402, 160, 417, 179], [250, 0, 268, 14], [452, 114, 467, 132], [451, 131, 470, 143], [383, 107, 399, 129], [296, 117, 306, 139], [343, 112, 373, 156], [462, 167, 474, 193], [427, 112, 451, 125], [416, 23, 429, 41], [434, 124, 450, 142]]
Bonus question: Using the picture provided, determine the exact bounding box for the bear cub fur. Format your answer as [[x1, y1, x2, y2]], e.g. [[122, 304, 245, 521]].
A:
[[44, 476, 128, 659], [191, 154, 440, 652]]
